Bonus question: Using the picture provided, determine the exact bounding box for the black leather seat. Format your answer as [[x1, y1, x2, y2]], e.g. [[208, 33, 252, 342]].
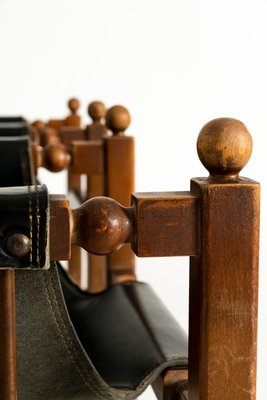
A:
[[60, 267, 188, 390]]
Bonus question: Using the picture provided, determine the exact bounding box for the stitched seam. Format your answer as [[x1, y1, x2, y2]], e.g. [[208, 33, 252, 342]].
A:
[[28, 186, 33, 264], [36, 186, 40, 268], [41, 271, 105, 400]]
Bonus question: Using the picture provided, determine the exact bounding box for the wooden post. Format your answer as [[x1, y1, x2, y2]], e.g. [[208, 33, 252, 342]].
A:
[[0, 270, 17, 400], [105, 105, 136, 284], [189, 118, 259, 400]]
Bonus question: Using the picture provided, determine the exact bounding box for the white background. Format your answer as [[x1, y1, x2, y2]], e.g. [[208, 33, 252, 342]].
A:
[[0, 1, 266, 399]]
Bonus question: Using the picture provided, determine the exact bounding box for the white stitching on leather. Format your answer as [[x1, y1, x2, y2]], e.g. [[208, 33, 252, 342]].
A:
[[36, 186, 40, 268], [28, 186, 33, 264]]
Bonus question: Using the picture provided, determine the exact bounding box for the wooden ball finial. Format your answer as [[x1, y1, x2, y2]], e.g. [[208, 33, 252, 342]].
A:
[[32, 120, 46, 131], [106, 105, 131, 135], [42, 144, 70, 172], [40, 127, 59, 147], [88, 101, 106, 122], [68, 98, 80, 115], [197, 118, 252, 177]]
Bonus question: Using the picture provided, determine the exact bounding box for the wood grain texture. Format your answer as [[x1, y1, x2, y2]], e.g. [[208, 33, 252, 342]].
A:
[[189, 177, 260, 400], [60, 127, 85, 146], [71, 141, 103, 176], [105, 135, 135, 281], [49, 195, 72, 261], [0, 270, 17, 400], [132, 192, 198, 257]]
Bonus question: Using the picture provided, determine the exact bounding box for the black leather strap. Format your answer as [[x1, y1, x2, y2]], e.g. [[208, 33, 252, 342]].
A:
[[0, 185, 49, 269], [0, 122, 28, 136], [0, 136, 34, 187], [0, 117, 24, 123]]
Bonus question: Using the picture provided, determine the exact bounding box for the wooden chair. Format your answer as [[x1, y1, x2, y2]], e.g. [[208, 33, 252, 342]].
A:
[[34, 104, 135, 293], [0, 117, 259, 400]]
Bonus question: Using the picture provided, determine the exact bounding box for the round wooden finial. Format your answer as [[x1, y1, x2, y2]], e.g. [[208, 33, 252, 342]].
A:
[[197, 118, 252, 177], [42, 144, 70, 172], [40, 127, 59, 147], [105, 105, 131, 135], [88, 101, 106, 122], [72, 197, 132, 255], [68, 98, 80, 115], [32, 120, 46, 131]]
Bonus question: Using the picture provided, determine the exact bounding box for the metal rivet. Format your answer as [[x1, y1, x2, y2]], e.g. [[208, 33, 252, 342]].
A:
[[5, 233, 31, 258]]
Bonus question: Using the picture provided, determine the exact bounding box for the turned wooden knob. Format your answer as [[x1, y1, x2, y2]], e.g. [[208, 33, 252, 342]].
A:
[[40, 127, 60, 147], [88, 101, 106, 122], [197, 118, 253, 177], [106, 105, 131, 135], [32, 120, 46, 132], [68, 98, 80, 115], [42, 144, 70, 172], [72, 197, 132, 255]]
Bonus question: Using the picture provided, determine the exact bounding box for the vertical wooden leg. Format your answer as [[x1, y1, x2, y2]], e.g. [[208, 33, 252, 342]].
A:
[[68, 245, 82, 287], [189, 178, 260, 400], [0, 270, 17, 400]]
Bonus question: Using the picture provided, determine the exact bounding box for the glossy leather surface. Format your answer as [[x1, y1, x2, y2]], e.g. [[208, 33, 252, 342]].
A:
[[0, 122, 28, 136], [1, 125, 188, 398], [0, 116, 25, 123], [0, 136, 34, 187], [61, 268, 188, 390], [0, 185, 49, 269]]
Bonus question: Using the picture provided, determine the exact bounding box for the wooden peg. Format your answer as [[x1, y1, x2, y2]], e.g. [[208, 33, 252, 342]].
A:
[[105, 105, 131, 136]]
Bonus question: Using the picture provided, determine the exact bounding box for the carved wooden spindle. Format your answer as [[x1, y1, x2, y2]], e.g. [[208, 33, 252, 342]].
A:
[[71, 196, 133, 255]]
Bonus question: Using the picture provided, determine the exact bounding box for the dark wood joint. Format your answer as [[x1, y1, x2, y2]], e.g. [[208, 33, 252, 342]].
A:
[[49, 195, 72, 261]]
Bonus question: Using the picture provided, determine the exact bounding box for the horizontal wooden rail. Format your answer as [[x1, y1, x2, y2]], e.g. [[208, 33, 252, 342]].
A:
[[49, 192, 199, 260]]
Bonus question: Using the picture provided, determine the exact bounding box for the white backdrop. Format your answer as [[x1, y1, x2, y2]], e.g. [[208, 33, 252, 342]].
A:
[[0, 1, 266, 399]]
